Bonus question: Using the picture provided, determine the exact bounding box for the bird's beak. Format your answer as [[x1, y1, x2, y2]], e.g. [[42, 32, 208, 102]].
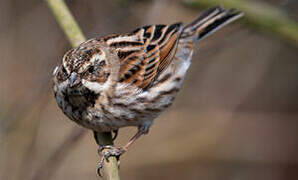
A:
[[69, 72, 80, 87]]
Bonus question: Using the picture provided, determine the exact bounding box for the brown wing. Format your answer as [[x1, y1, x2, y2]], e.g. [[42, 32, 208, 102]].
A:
[[101, 23, 183, 89]]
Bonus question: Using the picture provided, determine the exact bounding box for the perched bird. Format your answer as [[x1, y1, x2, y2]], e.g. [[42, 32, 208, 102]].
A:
[[53, 6, 243, 173]]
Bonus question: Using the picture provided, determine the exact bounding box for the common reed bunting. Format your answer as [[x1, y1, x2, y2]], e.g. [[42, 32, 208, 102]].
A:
[[53, 6, 243, 174]]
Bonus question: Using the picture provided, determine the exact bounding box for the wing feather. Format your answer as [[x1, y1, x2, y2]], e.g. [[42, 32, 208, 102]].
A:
[[101, 23, 182, 89]]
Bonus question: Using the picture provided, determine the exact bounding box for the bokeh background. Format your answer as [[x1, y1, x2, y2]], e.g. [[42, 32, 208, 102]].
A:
[[1, 0, 298, 179]]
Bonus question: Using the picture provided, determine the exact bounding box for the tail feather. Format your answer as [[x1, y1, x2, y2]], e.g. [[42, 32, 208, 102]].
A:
[[181, 6, 243, 41]]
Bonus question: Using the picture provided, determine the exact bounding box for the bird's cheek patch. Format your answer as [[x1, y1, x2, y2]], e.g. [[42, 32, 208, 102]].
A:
[[82, 79, 104, 93]]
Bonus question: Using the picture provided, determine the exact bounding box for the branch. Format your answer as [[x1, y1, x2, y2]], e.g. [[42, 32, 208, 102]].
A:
[[42, 0, 120, 179], [183, 0, 298, 47], [45, 0, 85, 47], [96, 133, 120, 180]]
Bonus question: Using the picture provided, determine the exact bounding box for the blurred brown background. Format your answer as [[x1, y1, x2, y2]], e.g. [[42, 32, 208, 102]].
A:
[[1, 0, 298, 179]]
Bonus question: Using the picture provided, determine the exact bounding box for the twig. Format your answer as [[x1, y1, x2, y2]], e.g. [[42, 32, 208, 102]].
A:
[[45, 0, 85, 47], [33, 0, 121, 179], [96, 133, 120, 180], [183, 0, 298, 47]]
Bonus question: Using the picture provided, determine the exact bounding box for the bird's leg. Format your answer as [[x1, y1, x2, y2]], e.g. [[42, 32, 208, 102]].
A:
[[93, 130, 118, 146], [112, 130, 118, 141], [121, 125, 149, 151], [97, 125, 149, 176], [93, 131, 100, 145], [99, 126, 148, 159]]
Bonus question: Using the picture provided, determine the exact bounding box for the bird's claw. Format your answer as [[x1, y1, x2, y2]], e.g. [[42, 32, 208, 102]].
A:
[[97, 146, 125, 176]]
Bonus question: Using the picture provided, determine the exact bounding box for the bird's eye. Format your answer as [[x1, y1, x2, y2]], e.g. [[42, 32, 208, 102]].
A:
[[99, 61, 106, 66], [61, 66, 68, 75], [88, 66, 95, 73]]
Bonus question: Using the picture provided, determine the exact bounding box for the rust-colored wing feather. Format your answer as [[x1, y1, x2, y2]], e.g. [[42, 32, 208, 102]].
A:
[[100, 23, 183, 89]]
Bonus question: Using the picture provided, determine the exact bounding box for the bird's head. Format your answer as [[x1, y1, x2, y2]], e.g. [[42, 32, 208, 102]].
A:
[[53, 40, 120, 95]]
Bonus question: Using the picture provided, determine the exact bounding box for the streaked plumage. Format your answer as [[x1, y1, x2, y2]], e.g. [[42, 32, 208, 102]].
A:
[[52, 6, 243, 174]]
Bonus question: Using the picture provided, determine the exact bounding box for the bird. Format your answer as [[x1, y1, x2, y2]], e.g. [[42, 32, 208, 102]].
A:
[[52, 6, 243, 174]]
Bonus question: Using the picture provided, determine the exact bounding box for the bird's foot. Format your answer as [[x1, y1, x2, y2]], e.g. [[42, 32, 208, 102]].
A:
[[97, 145, 126, 176]]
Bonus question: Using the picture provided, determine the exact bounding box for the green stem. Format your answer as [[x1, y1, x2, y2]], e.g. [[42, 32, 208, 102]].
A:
[[96, 132, 121, 180], [45, 0, 85, 47], [45, 0, 120, 179], [183, 0, 298, 47]]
